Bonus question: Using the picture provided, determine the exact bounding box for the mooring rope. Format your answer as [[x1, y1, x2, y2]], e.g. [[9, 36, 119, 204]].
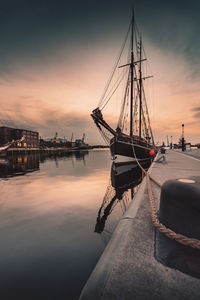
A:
[[131, 144, 200, 250]]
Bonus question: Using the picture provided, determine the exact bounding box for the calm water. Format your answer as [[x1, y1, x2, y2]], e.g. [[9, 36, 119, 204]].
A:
[[0, 150, 142, 300]]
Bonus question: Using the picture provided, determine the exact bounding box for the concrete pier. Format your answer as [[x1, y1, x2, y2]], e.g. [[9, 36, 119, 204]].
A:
[[80, 149, 200, 300]]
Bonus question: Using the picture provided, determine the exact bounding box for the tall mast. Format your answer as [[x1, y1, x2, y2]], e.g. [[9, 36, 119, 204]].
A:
[[139, 36, 142, 138], [130, 11, 134, 137]]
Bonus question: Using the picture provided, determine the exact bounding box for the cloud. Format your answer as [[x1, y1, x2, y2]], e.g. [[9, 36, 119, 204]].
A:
[[0, 92, 118, 144], [193, 112, 200, 119], [0, 0, 199, 80], [192, 107, 200, 112], [191, 107, 200, 119], [0, 98, 89, 130]]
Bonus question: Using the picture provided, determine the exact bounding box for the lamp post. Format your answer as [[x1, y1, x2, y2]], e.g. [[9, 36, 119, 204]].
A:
[[182, 124, 185, 151]]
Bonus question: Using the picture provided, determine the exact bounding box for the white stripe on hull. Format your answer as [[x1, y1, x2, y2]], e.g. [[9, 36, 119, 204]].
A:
[[113, 155, 149, 164]]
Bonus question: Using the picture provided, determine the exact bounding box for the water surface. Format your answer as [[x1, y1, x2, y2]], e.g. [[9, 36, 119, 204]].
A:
[[0, 150, 137, 300]]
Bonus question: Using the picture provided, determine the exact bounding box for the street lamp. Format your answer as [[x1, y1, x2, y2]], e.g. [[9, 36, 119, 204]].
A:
[[182, 124, 185, 151]]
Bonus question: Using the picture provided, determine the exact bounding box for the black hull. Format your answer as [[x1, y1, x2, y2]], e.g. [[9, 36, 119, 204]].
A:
[[110, 137, 157, 160]]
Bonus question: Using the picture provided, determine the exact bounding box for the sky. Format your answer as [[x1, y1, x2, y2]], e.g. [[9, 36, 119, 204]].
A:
[[0, 0, 199, 145]]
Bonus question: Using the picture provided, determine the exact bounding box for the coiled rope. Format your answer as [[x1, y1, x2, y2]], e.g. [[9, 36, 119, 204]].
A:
[[132, 144, 200, 250]]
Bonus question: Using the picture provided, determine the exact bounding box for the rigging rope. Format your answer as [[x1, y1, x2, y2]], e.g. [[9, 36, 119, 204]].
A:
[[102, 67, 128, 105], [118, 67, 131, 128], [98, 21, 132, 109], [101, 68, 129, 111]]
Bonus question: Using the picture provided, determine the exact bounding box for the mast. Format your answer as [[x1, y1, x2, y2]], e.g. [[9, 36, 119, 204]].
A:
[[130, 11, 134, 137], [139, 36, 142, 138]]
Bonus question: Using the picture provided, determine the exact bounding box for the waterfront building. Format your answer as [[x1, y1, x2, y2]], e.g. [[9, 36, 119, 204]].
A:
[[0, 126, 39, 148]]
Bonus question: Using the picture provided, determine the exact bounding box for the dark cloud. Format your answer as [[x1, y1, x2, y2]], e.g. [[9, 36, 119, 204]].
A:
[[192, 107, 200, 111], [0, 0, 199, 78], [191, 107, 200, 119], [193, 112, 200, 119]]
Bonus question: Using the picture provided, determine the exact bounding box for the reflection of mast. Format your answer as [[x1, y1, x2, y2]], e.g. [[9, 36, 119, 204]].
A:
[[71, 155, 75, 167], [74, 150, 88, 163], [131, 187, 134, 200], [82, 153, 86, 166], [54, 157, 59, 168], [94, 183, 130, 234], [94, 187, 117, 234]]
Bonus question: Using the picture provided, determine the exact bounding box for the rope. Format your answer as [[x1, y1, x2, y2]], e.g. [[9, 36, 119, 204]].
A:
[[131, 144, 200, 250], [98, 21, 131, 109], [101, 68, 129, 111]]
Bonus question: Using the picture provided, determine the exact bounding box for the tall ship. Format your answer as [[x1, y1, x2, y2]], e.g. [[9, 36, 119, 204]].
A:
[[91, 11, 157, 161]]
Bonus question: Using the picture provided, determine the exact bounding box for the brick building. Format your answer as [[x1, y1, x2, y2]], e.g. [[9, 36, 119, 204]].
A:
[[0, 126, 39, 148]]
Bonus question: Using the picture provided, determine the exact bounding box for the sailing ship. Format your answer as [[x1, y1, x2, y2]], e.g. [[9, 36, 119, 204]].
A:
[[91, 11, 157, 161]]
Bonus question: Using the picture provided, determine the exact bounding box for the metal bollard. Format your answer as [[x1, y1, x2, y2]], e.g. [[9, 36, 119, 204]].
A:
[[155, 178, 200, 278]]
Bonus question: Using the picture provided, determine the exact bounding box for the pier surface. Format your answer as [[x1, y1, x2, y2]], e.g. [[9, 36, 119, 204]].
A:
[[80, 149, 200, 300]]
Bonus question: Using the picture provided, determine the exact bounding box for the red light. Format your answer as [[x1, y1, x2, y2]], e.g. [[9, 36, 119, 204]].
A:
[[149, 150, 155, 156]]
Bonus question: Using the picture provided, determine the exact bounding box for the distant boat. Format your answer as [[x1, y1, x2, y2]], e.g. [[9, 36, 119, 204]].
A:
[[91, 10, 157, 161], [74, 133, 92, 150]]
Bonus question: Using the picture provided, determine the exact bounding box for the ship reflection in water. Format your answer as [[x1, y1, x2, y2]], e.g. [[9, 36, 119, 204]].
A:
[[0, 150, 89, 178], [95, 159, 151, 234]]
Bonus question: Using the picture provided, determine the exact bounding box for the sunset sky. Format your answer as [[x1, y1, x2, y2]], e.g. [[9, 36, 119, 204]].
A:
[[0, 0, 199, 145]]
